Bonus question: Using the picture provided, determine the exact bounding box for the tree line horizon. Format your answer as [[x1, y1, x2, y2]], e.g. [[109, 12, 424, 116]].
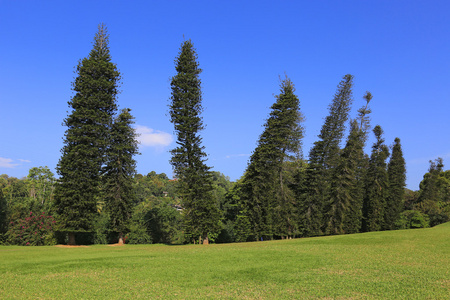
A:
[[0, 24, 448, 246]]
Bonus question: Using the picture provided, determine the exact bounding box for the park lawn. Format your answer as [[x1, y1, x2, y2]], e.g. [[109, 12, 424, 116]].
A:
[[0, 223, 449, 299]]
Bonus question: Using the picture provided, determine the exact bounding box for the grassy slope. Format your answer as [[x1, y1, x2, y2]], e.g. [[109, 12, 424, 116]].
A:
[[0, 223, 449, 299]]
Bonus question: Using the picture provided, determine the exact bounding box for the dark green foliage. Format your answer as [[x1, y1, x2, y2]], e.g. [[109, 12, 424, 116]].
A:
[[416, 159, 450, 226], [239, 152, 276, 240], [220, 180, 247, 242], [239, 76, 304, 240], [144, 197, 184, 244], [54, 24, 120, 240], [132, 172, 183, 244], [103, 108, 139, 242], [404, 189, 419, 211], [93, 211, 110, 244], [299, 74, 354, 236], [325, 91, 373, 235], [343, 93, 372, 234], [127, 203, 153, 244], [385, 137, 406, 230], [362, 125, 390, 232], [169, 40, 221, 243], [343, 153, 369, 234], [325, 120, 364, 235], [0, 187, 7, 239], [275, 160, 302, 238], [417, 158, 444, 204]]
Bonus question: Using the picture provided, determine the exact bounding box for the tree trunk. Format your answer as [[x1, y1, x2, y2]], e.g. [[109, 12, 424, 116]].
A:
[[118, 232, 124, 245], [203, 236, 209, 245], [68, 232, 76, 245]]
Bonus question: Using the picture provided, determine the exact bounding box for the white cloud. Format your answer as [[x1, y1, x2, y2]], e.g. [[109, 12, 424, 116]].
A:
[[408, 152, 450, 166], [135, 125, 173, 148], [18, 159, 31, 163], [0, 157, 19, 168]]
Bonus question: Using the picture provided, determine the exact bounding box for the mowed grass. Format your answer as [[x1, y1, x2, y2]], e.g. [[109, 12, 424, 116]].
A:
[[1, 223, 449, 299]]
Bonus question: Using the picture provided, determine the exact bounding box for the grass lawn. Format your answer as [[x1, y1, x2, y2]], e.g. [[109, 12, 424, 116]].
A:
[[1, 223, 449, 299]]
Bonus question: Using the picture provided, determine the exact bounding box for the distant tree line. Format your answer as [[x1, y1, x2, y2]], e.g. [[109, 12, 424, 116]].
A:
[[1, 25, 448, 245]]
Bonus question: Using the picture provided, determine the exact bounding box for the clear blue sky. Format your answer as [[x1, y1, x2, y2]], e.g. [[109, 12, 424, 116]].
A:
[[1, 1, 449, 190]]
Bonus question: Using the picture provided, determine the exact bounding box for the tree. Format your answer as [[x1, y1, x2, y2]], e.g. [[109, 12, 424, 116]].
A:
[[54, 24, 121, 245], [324, 92, 373, 235], [27, 166, 56, 213], [298, 74, 354, 236], [362, 125, 390, 232], [417, 158, 444, 205], [0, 183, 6, 239], [103, 108, 139, 244], [343, 92, 372, 234], [239, 76, 304, 240], [169, 39, 221, 244], [324, 120, 364, 235], [416, 158, 450, 226], [385, 137, 406, 230]]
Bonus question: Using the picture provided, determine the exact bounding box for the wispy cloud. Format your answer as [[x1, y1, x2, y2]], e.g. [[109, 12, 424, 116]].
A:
[[135, 125, 173, 148], [18, 159, 31, 163], [225, 154, 250, 159], [0, 157, 19, 168], [408, 152, 450, 166]]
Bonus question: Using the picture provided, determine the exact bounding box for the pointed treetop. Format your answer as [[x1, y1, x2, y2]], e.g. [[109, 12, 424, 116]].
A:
[[92, 23, 110, 57]]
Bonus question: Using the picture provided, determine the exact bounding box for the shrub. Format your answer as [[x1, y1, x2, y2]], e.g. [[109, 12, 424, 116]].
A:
[[395, 210, 429, 229], [7, 211, 57, 246]]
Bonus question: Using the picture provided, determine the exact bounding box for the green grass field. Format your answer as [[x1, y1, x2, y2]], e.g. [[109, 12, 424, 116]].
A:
[[1, 223, 449, 299]]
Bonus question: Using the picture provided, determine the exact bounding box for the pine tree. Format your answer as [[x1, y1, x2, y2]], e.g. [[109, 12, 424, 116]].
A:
[[103, 108, 139, 244], [239, 76, 304, 240], [325, 92, 373, 235], [417, 158, 449, 226], [54, 24, 120, 244], [362, 125, 390, 232], [344, 92, 372, 233], [385, 137, 406, 230], [324, 120, 364, 235], [298, 74, 354, 236], [169, 39, 221, 244], [417, 158, 444, 204]]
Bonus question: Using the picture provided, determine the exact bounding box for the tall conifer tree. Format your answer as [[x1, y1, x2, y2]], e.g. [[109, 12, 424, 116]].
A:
[[298, 74, 353, 236], [385, 137, 406, 230], [54, 24, 120, 244], [103, 108, 139, 244], [362, 125, 390, 232], [325, 120, 364, 235], [327, 92, 372, 234], [239, 77, 304, 240], [345, 92, 372, 233], [169, 40, 221, 244]]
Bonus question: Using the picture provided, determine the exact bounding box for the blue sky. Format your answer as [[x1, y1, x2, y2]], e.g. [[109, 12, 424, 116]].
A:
[[1, 1, 449, 190]]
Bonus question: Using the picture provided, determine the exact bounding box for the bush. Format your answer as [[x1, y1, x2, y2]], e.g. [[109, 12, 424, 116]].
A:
[[93, 212, 110, 244], [7, 211, 57, 245], [395, 210, 429, 229], [126, 211, 152, 244]]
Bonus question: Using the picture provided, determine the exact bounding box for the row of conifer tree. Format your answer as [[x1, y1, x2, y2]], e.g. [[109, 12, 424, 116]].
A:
[[40, 24, 427, 245]]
